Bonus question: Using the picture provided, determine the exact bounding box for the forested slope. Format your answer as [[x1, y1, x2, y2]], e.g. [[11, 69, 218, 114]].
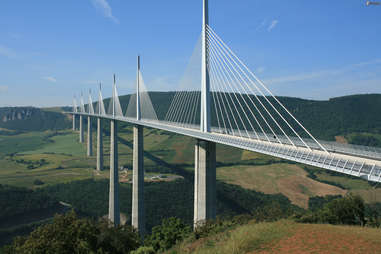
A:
[[2, 93, 381, 144]]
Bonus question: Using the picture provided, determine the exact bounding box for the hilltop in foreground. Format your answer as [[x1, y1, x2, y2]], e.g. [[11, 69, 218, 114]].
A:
[[170, 220, 381, 254]]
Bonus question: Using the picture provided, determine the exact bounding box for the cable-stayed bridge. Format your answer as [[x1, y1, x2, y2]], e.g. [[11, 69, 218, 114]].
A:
[[69, 0, 381, 237]]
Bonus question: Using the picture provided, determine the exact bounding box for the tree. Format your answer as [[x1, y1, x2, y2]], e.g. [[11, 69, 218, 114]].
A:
[[298, 194, 366, 226], [321, 193, 365, 225], [144, 217, 191, 252], [4, 211, 140, 254]]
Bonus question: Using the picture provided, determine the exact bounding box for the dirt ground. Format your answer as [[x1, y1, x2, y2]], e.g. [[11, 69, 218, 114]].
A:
[[255, 223, 381, 254]]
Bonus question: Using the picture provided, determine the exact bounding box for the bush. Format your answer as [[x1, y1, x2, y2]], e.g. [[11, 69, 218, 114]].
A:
[[193, 219, 230, 239], [365, 203, 381, 228], [33, 179, 44, 186], [193, 214, 254, 240], [131, 246, 155, 254], [298, 194, 365, 225], [144, 217, 191, 252], [252, 201, 294, 222], [308, 195, 342, 211], [3, 211, 140, 254]]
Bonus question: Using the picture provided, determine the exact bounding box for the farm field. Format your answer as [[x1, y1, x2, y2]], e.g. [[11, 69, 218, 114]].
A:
[[0, 126, 380, 208], [217, 163, 346, 208]]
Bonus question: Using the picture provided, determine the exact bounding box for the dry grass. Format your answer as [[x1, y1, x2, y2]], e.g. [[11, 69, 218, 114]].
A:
[[256, 223, 381, 254], [217, 163, 346, 208], [335, 136, 348, 144], [171, 220, 295, 254], [170, 221, 381, 254]]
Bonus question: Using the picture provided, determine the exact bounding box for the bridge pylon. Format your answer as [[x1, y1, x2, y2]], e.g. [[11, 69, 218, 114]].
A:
[[194, 0, 217, 228], [108, 119, 120, 226], [97, 84, 104, 171], [194, 139, 216, 227], [79, 115, 84, 143], [132, 124, 145, 237], [96, 117, 103, 171], [108, 75, 120, 226], [72, 96, 77, 131], [87, 116, 93, 157], [72, 115, 76, 131], [132, 55, 145, 237]]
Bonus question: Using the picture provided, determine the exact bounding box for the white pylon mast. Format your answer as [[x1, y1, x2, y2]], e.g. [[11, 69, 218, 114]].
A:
[[201, 0, 210, 132], [137, 55, 141, 121], [113, 74, 116, 117], [73, 95, 77, 113], [99, 83, 102, 115]]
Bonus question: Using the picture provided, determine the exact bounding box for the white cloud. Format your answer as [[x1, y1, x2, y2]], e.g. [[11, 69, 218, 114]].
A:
[[266, 71, 327, 84], [265, 59, 381, 85], [256, 19, 267, 31], [42, 76, 57, 83], [0, 86, 8, 92], [267, 20, 279, 32], [91, 0, 119, 24], [0, 45, 16, 58], [256, 66, 266, 74]]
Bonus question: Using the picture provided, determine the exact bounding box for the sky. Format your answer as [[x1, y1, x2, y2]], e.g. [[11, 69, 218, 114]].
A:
[[0, 0, 380, 107]]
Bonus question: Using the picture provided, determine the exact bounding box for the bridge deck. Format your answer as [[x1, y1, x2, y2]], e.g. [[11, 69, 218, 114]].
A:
[[72, 112, 381, 183]]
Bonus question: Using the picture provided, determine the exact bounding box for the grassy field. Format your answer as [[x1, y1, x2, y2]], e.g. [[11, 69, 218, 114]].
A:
[[21, 131, 86, 156], [0, 132, 48, 158], [217, 163, 346, 208], [0, 130, 106, 188], [170, 220, 381, 254], [0, 128, 189, 189], [1, 126, 381, 208]]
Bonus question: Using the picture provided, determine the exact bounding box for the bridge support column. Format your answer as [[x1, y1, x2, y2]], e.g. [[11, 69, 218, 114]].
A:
[[132, 125, 145, 237], [97, 118, 103, 171], [72, 115, 76, 131], [87, 116, 93, 156], [194, 139, 216, 228], [108, 119, 120, 226], [79, 115, 84, 143]]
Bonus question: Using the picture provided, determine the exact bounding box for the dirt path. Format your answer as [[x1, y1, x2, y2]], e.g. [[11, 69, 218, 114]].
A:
[[256, 223, 381, 254]]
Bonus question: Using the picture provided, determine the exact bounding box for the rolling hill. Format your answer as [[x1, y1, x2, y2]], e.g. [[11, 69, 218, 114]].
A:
[[3, 93, 381, 144], [2, 93, 381, 248], [169, 220, 381, 254]]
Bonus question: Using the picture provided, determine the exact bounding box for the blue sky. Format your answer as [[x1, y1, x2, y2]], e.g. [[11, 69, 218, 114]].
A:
[[0, 0, 380, 107]]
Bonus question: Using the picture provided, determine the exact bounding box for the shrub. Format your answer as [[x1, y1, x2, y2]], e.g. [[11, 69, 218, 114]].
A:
[[3, 211, 140, 254], [298, 194, 365, 226], [33, 179, 44, 185], [320, 193, 365, 225], [193, 218, 233, 240], [131, 246, 155, 254], [252, 201, 296, 222], [144, 217, 191, 252]]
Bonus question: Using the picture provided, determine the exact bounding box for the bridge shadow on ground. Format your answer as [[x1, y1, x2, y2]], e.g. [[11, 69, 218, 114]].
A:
[[102, 128, 194, 180], [39, 178, 297, 234]]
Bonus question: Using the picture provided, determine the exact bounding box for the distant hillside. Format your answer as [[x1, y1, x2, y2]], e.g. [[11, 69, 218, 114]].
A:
[[106, 93, 381, 141], [2, 93, 381, 144], [0, 107, 71, 131], [0, 184, 67, 246]]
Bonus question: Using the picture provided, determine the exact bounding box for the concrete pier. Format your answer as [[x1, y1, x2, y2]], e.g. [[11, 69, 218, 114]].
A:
[[79, 115, 84, 143], [87, 116, 93, 156], [132, 125, 145, 236], [108, 119, 120, 226], [96, 118, 103, 171], [72, 115, 76, 131], [194, 139, 216, 228]]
